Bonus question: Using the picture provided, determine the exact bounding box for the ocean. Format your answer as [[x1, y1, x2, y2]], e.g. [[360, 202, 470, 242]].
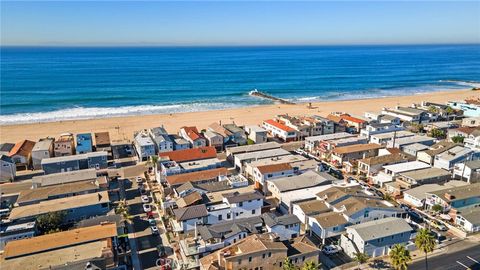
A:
[[1, 45, 479, 125]]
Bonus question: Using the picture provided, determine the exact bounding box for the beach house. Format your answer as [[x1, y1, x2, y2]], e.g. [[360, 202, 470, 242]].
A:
[[8, 140, 35, 170], [94, 132, 112, 153], [433, 145, 480, 171], [262, 119, 298, 142], [53, 133, 75, 157], [180, 126, 207, 148], [453, 159, 480, 183], [360, 122, 405, 139], [330, 143, 383, 167], [244, 125, 268, 143], [223, 123, 248, 145], [0, 155, 16, 182], [41, 151, 108, 174], [0, 143, 15, 156], [31, 138, 54, 170], [149, 126, 174, 153], [448, 99, 480, 117], [381, 106, 430, 123], [203, 130, 224, 151], [75, 133, 93, 154], [133, 130, 156, 161]]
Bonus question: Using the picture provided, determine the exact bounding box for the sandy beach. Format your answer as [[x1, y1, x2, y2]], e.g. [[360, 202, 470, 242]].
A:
[[1, 89, 478, 144]]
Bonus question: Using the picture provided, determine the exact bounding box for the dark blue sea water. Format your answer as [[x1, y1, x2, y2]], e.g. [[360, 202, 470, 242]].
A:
[[1, 45, 479, 124]]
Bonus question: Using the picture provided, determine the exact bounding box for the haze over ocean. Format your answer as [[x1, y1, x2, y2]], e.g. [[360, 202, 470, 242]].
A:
[[1, 44, 479, 124]]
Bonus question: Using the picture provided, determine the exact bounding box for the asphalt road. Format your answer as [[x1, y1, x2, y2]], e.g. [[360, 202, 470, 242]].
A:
[[410, 244, 480, 270]]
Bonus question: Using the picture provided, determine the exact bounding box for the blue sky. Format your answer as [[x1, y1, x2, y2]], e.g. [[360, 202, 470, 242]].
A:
[[1, 1, 479, 46]]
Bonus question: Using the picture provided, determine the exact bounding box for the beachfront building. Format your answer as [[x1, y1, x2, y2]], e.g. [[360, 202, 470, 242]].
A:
[[169, 134, 191, 150], [448, 99, 480, 117], [340, 217, 413, 258], [0, 155, 16, 182], [262, 119, 298, 142], [75, 133, 93, 154], [244, 125, 268, 144], [41, 151, 108, 174], [369, 130, 415, 146], [180, 126, 207, 148], [149, 126, 174, 153], [94, 132, 112, 153], [134, 130, 156, 161], [334, 113, 367, 133], [223, 123, 248, 145], [203, 130, 224, 152], [208, 122, 238, 148], [31, 138, 54, 170], [8, 140, 36, 170], [0, 143, 15, 156], [326, 114, 348, 133], [274, 114, 335, 139], [53, 133, 75, 157]]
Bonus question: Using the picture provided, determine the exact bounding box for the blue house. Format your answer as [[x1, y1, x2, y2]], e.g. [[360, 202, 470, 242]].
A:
[[76, 133, 93, 154]]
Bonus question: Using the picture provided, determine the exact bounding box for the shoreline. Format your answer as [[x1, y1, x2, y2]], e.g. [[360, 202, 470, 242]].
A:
[[1, 89, 478, 143]]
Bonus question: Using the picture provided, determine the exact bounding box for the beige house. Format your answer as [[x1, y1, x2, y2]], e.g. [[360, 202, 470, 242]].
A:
[[199, 233, 319, 270], [54, 134, 75, 157], [331, 143, 383, 167]]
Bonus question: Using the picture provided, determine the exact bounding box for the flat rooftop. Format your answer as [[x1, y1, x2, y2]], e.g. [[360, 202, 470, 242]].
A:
[[41, 151, 108, 164], [399, 167, 450, 181], [226, 142, 281, 155], [383, 161, 430, 174], [305, 132, 354, 142], [234, 148, 290, 162], [9, 191, 109, 220], [32, 168, 98, 186]]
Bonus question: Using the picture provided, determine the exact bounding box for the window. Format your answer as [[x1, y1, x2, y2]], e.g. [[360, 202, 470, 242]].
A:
[[227, 213, 231, 219], [262, 254, 266, 259], [218, 215, 223, 221], [238, 259, 241, 265], [252, 209, 256, 215], [239, 202, 243, 207], [279, 262, 283, 267], [249, 257, 252, 262], [302, 256, 305, 261], [268, 252, 271, 257], [294, 258, 298, 263]]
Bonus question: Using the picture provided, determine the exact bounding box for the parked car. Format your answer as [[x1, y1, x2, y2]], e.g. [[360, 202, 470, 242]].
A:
[[151, 226, 159, 235], [322, 245, 341, 255], [143, 204, 152, 213], [407, 210, 424, 223], [429, 220, 448, 231], [141, 195, 150, 203], [136, 176, 143, 184], [149, 218, 157, 226]]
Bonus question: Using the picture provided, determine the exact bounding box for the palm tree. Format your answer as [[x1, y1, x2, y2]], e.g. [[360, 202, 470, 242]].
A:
[[282, 257, 296, 270], [301, 261, 319, 270], [353, 252, 369, 269], [389, 244, 412, 270], [115, 199, 132, 222], [415, 228, 436, 270]]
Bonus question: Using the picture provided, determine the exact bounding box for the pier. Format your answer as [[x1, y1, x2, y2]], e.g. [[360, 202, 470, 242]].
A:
[[249, 89, 296, 105]]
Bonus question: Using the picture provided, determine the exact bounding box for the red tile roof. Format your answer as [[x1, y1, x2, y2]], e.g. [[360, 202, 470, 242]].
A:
[[182, 126, 204, 141], [8, 140, 36, 157], [166, 167, 229, 186], [160, 146, 217, 162], [256, 163, 293, 174], [340, 114, 367, 124], [263, 119, 295, 132]]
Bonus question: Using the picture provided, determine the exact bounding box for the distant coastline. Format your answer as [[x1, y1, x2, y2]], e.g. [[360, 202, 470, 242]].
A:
[[1, 89, 478, 144]]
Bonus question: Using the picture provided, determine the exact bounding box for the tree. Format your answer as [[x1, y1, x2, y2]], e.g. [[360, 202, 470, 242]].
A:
[[389, 244, 412, 270], [431, 204, 443, 213], [282, 257, 296, 270], [415, 228, 436, 270], [36, 211, 66, 234], [428, 106, 439, 113], [115, 199, 132, 222], [353, 252, 369, 269], [451, 135, 465, 144], [428, 128, 445, 139], [301, 261, 319, 270]]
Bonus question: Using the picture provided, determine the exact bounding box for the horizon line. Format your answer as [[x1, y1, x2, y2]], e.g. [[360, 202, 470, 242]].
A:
[[2, 42, 480, 48]]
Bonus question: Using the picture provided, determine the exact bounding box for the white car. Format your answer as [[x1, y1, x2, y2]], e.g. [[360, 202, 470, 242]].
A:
[[143, 204, 152, 213], [322, 245, 341, 255], [141, 195, 150, 203], [151, 226, 159, 235], [136, 177, 143, 184]]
